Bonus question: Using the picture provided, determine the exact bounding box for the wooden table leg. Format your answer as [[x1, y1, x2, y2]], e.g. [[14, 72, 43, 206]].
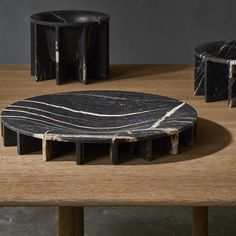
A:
[[192, 206, 208, 236], [59, 206, 84, 236]]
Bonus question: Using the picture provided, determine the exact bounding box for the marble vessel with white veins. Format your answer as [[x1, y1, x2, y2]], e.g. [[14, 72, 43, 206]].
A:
[[30, 10, 110, 85], [1, 91, 198, 165], [194, 40, 236, 107]]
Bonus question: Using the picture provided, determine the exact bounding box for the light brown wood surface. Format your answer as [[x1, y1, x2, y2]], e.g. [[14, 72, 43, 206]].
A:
[[0, 64, 236, 207]]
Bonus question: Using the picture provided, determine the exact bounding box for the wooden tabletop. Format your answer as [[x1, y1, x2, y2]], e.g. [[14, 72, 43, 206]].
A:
[[0, 64, 236, 207]]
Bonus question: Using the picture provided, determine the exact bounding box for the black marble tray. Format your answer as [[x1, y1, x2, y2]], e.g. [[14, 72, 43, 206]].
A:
[[194, 40, 236, 107], [1, 91, 198, 164]]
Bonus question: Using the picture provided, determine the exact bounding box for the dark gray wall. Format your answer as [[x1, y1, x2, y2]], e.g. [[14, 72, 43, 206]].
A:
[[1, 0, 236, 64], [1, 0, 236, 235]]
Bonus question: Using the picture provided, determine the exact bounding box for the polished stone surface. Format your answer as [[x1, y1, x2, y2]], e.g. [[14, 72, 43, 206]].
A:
[[194, 40, 236, 107], [1, 90, 197, 164], [31, 10, 110, 26]]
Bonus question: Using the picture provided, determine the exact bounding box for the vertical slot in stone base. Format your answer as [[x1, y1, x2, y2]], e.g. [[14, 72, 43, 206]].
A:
[[87, 22, 109, 80], [179, 126, 195, 147], [76, 142, 85, 165], [17, 133, 42, 155], [156, 136, 172, 153], [2, 125, 17, 147], [133, 140, 153, 161], [42, 140, 74, 161], [110, 141, 118, 165], [35, 25, 56, 81]]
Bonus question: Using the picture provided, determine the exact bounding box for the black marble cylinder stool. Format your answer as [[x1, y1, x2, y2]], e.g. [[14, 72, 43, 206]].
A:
[[30, 10, 110, 85], [194, 41, 236, 107]]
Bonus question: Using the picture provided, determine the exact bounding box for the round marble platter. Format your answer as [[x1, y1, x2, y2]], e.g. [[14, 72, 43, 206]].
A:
[[1, 91, 198, 164]]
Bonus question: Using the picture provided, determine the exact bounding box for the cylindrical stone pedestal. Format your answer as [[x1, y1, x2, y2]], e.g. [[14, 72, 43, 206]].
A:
[[30, 10, 110, 85], [194, 40, 236, 107]]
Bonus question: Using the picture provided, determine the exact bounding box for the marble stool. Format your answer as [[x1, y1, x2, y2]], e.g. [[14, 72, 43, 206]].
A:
[[30, 10, 110, 85], [194, 40, 236, 107]]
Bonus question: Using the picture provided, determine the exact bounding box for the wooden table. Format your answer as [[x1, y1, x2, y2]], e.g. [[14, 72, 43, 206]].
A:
[[1, 64, 235, 236]]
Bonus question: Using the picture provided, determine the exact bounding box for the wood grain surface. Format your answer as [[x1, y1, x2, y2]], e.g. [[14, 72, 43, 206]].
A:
[[0, 64, 236, 206], [59, 206, 84, 236]]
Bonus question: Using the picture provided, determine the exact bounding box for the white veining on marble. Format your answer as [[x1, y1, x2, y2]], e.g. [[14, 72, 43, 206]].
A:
[[149, 102, 185, 130], [50, 12, 67, 23], [128, 127, 178, 134], [2, 115, 159, 140], [1, 115, 77, 131], [225, 41, 236, 57], [96, 16, 105, 24], [154, 127, 178, 133], [83, 63, 86, 83], [194, 64, 205, 95], [8, 105, 80, 120], [178, 116, 196, 120], [20, 100, 168, 117], [194, 76, 204, 95], [43, 133, 137, 142], [1, 91, 197, 146], [57, 93, 128, 100], [55, 41, 59, 63], [195, 59, 205, 75], [194, 54, 207, 95], [163, 120, 193, 124], [2, 109, 156, 130], [48, 93, 182, 103], [218, 41, 231, 55]]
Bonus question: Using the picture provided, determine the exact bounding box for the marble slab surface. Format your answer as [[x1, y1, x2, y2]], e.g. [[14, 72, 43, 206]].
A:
[[1, 90, 197, 164]]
